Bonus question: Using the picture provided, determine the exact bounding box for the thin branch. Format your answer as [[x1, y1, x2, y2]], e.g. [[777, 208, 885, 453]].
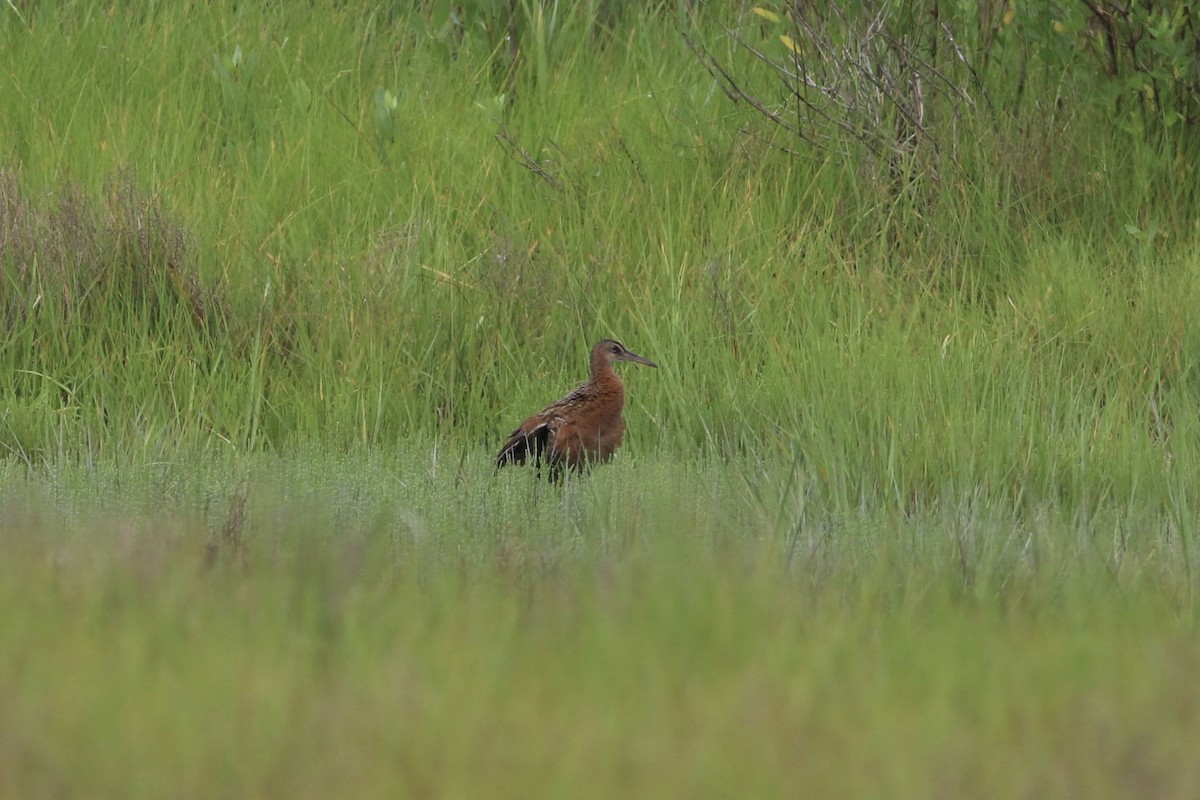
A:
[[495, 125, 564, 192], [683, 32, 800, 137]]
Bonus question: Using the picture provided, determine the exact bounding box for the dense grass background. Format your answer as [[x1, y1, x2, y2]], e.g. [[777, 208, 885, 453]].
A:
[[3, 1, 1200, 797]]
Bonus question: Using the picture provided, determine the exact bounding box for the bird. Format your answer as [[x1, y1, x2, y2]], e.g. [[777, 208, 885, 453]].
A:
[[495, 339, 658, 479]]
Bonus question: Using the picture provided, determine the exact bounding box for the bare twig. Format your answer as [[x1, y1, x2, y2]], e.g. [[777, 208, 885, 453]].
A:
[[688, 0, 989, 174], [495, 125, 564, 192]]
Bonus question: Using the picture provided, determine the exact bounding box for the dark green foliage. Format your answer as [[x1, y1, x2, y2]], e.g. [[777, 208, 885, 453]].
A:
[[690, 1, 1200, 268]]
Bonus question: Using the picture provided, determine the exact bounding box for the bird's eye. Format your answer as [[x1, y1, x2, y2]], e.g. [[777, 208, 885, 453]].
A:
[[610, 344, 621, 353]]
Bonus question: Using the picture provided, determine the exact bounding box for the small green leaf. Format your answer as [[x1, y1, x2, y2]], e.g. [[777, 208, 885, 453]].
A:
[[290, 78, 311, 112], [752, 6, 781, 23], [374, 88, 397, 141]]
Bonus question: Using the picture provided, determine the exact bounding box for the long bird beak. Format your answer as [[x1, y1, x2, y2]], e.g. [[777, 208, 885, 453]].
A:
[[621, 350, 658, 368]]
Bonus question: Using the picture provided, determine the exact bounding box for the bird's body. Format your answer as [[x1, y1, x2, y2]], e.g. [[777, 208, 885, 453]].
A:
[[496, 339, 657, 478]]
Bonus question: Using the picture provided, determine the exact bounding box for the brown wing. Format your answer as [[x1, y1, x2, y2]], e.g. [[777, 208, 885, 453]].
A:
[[495, 409, 566, 471], [495, 383, 591, 471]]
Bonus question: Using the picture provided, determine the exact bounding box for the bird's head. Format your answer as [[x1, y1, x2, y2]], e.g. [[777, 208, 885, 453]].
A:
[[593, 339, 658, 370]]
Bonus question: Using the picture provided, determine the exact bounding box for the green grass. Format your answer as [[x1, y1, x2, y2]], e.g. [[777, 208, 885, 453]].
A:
[[3, 1, 1200, 797], [2, 455, 1200, 798]]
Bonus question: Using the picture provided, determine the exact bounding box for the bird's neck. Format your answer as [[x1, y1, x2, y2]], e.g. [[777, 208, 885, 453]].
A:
[[588, 360, 625, 401], [590, 357, 616, 383]]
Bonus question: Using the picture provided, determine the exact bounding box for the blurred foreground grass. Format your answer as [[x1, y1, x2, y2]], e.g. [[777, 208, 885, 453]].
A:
[[1, 451, 1199, 799]]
